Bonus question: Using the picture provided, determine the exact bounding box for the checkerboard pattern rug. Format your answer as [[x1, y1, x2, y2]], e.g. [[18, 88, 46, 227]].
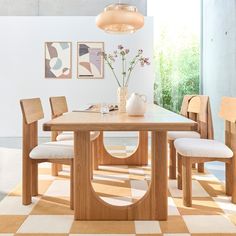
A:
[[1, 145, 236, 235]]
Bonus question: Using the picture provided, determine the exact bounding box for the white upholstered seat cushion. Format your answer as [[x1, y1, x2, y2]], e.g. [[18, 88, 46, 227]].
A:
[[56, 132, 73, 141], [30, 140, 74, 159], [56, 131, 100, 141], [168, 131, 200, 141], [174, 138, 233, 158]]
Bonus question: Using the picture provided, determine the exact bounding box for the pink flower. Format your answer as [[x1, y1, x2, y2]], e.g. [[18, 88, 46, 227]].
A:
[[120, 50, 125, 56], [139, 56, 151, 66], [108, 54, 115, 62], [125, 49, 130, 54], [138, 49, 143, 54], [118, 45, 124, 50]]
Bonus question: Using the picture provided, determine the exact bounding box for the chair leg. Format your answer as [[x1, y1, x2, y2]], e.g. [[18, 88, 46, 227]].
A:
[[225, 162, 232, 196], [169, 140, 176, 179], [231, 157, 236, 203], [70, 160, 74, 210], [58, 164, 63, 172], [198, 163, 204, 173], [22, 156, 32, 205], [31, 162, 38, 196], [182, 157, 192, 207], [51, 163, 59, 176], [177, 154, 182, 190]]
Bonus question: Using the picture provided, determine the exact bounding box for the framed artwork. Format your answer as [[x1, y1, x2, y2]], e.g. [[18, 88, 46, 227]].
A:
[[45, 42, 72, 79], [77, 42, 104, 79]]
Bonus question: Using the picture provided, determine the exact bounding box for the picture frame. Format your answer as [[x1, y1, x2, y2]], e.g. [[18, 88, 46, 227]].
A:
[[77, 42, 104, 79], [45, 42, 72, 79]]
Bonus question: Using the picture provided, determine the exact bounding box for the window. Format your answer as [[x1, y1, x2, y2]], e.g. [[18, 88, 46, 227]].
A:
[[148, 0, 201, 112]]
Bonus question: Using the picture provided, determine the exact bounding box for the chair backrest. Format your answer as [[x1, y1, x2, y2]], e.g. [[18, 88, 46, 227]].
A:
[[180, 95, 195, 117], [49, 96, 68, 141], [187, 95, 213, 139], [20, 98, 44, 124], [49, 96, 68, 118], [219, 97, 236, 152], [187, 96, 201, 114], [187, 96, 201, 124], [20, 98, 44, 154], [219, 97, 236, 123], [186, 95, 215, 140]]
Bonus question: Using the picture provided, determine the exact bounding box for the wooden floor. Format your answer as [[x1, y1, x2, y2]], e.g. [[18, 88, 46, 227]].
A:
[[0, 143, 236, 235]]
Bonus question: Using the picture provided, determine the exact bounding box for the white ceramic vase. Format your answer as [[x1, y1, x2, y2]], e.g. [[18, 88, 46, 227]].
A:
[[117, 86, 128, 113], [126, 93, 147, 116]]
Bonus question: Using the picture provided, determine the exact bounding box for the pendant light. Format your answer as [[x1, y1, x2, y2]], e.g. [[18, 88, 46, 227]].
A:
[[96, 1, 144, 34]]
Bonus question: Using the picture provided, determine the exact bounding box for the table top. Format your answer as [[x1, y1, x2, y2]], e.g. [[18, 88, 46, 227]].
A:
[[43, 104, 196, 132]]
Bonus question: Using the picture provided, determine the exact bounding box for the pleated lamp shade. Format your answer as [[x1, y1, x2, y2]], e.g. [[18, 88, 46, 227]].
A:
[[96, 4, 144, 34]]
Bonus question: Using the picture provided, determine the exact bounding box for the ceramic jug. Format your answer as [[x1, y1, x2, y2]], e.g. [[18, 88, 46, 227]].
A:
[[126, 93, 147, 116]]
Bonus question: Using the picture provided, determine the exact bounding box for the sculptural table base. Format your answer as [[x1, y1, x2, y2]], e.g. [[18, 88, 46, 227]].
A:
[[94, 131, 148, 169], [74, 130, 168, 221]]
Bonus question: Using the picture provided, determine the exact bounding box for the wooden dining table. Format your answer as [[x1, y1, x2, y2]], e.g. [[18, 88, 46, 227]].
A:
[[43, 104, 196, 221]]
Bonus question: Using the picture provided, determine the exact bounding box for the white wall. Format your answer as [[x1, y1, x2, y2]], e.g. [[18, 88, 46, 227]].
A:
[[0, 16, 154, 137], [202, 0, 236, 141]]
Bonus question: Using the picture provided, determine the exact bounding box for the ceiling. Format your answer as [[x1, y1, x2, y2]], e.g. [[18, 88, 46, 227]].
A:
[[0, 0, 147, 16]]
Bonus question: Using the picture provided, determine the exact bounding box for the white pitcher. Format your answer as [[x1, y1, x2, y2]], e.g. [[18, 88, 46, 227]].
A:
[[126, 93, 147, 116]]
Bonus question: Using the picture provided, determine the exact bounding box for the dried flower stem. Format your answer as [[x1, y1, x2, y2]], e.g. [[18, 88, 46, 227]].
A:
[[122, 55, 125, 87], [106, 61, 121, 87], [102, 45, 150, 88], [125, 58, 139, 86]]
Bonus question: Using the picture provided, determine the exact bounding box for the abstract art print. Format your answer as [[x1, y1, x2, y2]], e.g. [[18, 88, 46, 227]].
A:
[[45, 42, 72, 79], [77, 42, 104, 79]]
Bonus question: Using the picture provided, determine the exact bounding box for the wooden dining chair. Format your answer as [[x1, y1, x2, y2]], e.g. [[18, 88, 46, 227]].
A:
[[50, 96, 73, 142], [168, 96, 201, 179], [174, 96, 236, 207], [20, 98, 74, 209], [49, 96, 100, 175]]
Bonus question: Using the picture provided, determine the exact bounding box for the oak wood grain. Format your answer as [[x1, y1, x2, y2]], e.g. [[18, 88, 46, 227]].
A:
[[50, 96, 68, 117], [43, 103, 196, 220], [43, 104, 196, 132], [20, 98, 44, 124], [97, 131, 148, 166], [20, 98, 74, 208], [176, 97, 236, 207]]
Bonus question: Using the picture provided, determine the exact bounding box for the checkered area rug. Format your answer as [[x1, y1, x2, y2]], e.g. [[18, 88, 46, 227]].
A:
[[1, 145, 236, 235]]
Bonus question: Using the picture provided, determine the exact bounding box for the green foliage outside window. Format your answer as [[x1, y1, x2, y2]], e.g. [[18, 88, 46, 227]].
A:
[[154, 30, 200, 113]]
